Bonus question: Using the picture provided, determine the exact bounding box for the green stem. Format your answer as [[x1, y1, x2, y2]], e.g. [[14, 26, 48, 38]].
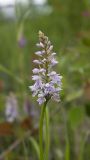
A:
[[45, 107, 50, 160], [39, 102, 47, 160]]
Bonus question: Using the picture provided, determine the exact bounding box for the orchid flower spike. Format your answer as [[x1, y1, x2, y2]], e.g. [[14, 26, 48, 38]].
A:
[[29, 31, 62, 105]]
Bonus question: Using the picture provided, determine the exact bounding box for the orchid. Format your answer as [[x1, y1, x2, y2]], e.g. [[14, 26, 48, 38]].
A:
[[5, 92, 19, 122], [29, 31, 62, 105], [29, 31, 62, 160]]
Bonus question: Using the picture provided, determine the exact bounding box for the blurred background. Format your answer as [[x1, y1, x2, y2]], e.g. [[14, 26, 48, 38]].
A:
[[0, 0, 90, 159]]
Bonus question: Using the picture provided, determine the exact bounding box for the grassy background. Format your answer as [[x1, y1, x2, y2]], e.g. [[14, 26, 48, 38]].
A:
[[0, 0, 90, 159]]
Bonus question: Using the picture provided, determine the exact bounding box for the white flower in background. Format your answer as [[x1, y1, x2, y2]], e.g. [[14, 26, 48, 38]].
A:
[[5, 92, 19, 122], [29, 31, 62, 105]]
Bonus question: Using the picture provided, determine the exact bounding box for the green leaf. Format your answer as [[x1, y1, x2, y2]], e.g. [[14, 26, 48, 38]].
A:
[[29, 137, 40, 160]]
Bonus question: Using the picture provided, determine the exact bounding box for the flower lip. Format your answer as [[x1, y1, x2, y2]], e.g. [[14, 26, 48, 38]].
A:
[[32, 68, 40, 74], [40, 68, 46, 73], [48, 71, 56, 76], [33, 60, 42, 64], [32, 75, 41, 80], [51, 58, 58, 66], [35, 51, 45, 56]]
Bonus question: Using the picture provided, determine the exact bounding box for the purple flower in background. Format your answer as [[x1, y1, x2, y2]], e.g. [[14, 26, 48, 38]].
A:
[[29, 31, 62, 105], [5, 92, 19, 122], [18, 35, 27, 48], [17, 24, 27, 48]]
